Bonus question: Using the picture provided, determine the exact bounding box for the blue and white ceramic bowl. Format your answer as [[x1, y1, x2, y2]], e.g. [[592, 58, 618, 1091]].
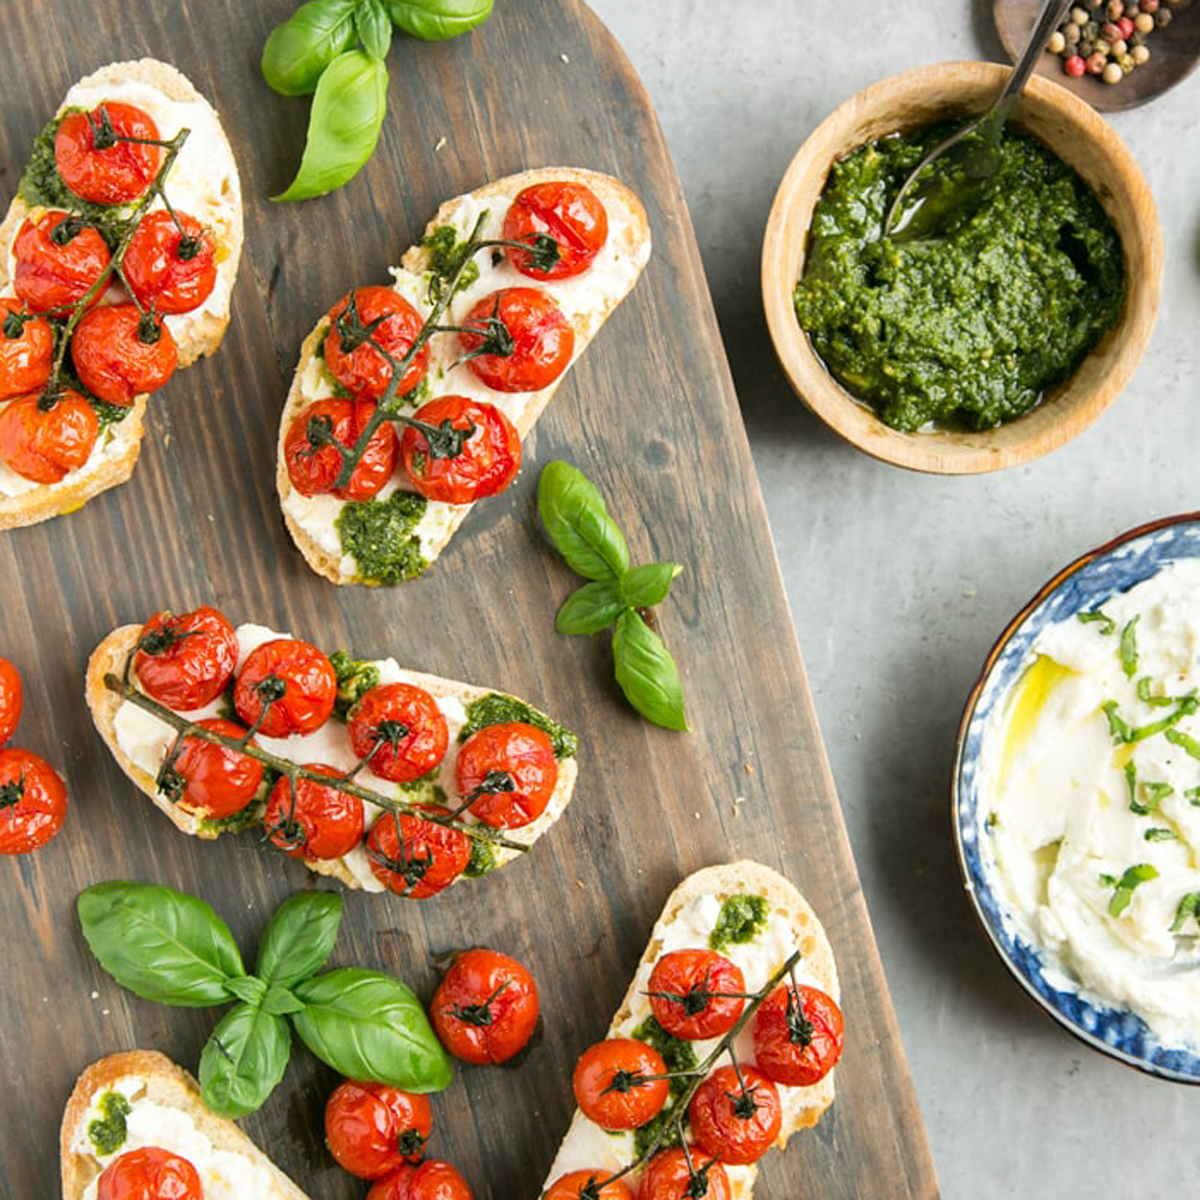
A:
[[954, 512, 1200, 1083]]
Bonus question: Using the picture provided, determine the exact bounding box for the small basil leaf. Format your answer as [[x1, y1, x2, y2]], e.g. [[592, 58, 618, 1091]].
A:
[[386, 0, 493, 41], [612, 610, 688, 731], [225, 975, 268, 1007], [77, 882, 244, 1007], [262, 985, 307, 1016], [556, 579, 625, 635], [262, 0, 358, 96], [293, 968, 452, 1092], [199, 1003, 291, 1119], [273, 50, 388, 202], [355, 0, 393, 58], [537, 461, 629, 582], [620, 562, 682, 610], [256, 891, 343, 988]]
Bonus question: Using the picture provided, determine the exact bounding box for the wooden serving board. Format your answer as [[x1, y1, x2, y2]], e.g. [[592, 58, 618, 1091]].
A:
[[0, 2, 939, 1197]]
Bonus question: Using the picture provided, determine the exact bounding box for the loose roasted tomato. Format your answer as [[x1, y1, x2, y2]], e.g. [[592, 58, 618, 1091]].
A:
[[284, 398, 397, 501], [265, 765, 364, 862], [752, 982, 844, 1087], [122, 210, 217, 315], [572, 1038, 668, 1131], [503, 181, 608, 280], [431, 948, 539, 1064], [96, 1146, 202, 1200], [687, 1064, 781, 1166], [166, 717, 263, 819], [0, 657, 22, 744], [325, 286, 429, 401], [453, 722, 557, 830], [636, 1148, 730, 1200], [325, 1078, 432, 1179], [133, 606, 239, 712], [347, 682, 447, 783], [72, 303, 177, 406], [0, 299, 53, 401], [54, 102, 163, 205], [365, 809, 470, 900], [234, 638, 336, 739], [399, 395, 521, 505], [543, 1170, 635, 1200], [647, 949, 745, 1041], [459, 288, 574, 393], [0, 746, 66, 853], [366, 1159, 474, 1200], [0, 389, 98, 483], [13, 211, 110, 313]]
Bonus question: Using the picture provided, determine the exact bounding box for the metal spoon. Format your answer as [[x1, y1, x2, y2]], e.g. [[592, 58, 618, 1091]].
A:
[[884, 0, 1074, 241]]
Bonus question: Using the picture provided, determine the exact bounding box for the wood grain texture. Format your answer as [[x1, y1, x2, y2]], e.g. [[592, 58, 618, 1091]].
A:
[[0, 2, 938, 1197]]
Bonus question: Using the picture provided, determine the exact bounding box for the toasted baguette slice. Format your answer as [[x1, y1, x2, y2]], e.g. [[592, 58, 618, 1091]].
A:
[[86, 620, 579, 892], [61, 1050, 311, 1200], [0, 58, 243, 530], [542, 861, 840, 1200], [277, 166, 650, 585]]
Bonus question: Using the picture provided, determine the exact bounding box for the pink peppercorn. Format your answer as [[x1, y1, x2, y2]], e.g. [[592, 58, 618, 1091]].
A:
[[1100, 21, 1123, 39], [1117, 15, 1136, 36], [1064, 53, 1088, 76], [1139, 0, 1158, 12], [1086, 51, 1108, 73]]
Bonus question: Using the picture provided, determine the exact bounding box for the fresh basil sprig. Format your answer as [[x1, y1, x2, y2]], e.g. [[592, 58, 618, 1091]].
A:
[[538, 461, 688, 731], [78, 883, 451, 1117]]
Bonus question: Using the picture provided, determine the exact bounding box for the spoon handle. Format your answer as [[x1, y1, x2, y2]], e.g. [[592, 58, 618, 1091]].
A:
[[995, 0, 1075, 122]]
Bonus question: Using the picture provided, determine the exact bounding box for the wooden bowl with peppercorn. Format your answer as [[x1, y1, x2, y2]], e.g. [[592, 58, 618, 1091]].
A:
[[762, 61, 1162, 474]]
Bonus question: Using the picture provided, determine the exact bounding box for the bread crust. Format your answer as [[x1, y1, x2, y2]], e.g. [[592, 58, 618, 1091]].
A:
[[60, 1049, 311, 1200]]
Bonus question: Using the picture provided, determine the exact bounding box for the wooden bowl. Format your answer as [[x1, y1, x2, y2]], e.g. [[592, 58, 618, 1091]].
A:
[[761, 62, 1163, 474]]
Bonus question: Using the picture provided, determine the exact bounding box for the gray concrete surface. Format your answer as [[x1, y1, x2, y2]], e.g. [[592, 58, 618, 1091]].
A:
[[586, 1, 1200, 1196]]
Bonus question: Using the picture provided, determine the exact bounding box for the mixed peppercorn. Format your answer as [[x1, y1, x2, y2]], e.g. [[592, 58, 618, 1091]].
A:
[[1046, 0, 1181, 85]]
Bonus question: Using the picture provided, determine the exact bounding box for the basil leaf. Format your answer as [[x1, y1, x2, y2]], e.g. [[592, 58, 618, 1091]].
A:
[[77, 882, 244, 1007], [274, 50, 388, 202], [620, 562, 682, 610], [556, 579, 625, 635], [355, 0, 393, 58], [537, 461, 629, 582], [292, 968, 452, 1092], [612, 610, 688, 731], [256, 891, 343, 988], [262, 0, 357, 96], [1119, 616, 1140, 678], [199, 1003, 291, 1118], [225, 975, 268, 1007], [262, 985, 307, 1016], [386, 0, 493, 41]]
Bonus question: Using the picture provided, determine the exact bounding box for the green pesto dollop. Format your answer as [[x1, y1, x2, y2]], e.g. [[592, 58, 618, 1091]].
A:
[[709, 893, 769, 953], [458, 693, 578, 760], [90, 396, 133, 431], [336, 491, 429, 585], [463, 835, 499, 878], [198, 801, 265, 837], [329, 649, 381, 720], [87, 1091, 131, 1156], [793, 122, 1125, 432], [630, 1015, 696, 1158], [423, 223, 481, 298]]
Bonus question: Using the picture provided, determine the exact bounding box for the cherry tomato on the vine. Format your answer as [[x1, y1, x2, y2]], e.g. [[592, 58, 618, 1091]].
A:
[[636, 1147, 730, 1200], [133, 606, 239, 712], [284, 398, 397, 501], [453, 722, 556, 830], [431, 947, 539, 1064], [347, 682, 447, 783], [13, 211, 110, 313], [543, 1170, 635, 1200], [0, 746, 66, 853], [265, 765, 364, 862], [399, 395, 521, 506], [572, 1038, 668, 1131], [0, 389, 98, 483], [167, 717, 263, 819], [95, 1146, 202, 1200], [54, 102, 163, 205], [647, 948, 745, 1041], [503, 181, 608, 280], [752, 982, 844, 1087], [72, 303, 177, 406], [234, 638, 336, 739], [0, 657, 22, 745], [459, 288, 574, 394], [0, 298, 53, 402], [687, 1064, 781, 1166], [325, 1078, 432, 1179], [325, 286, 429, 401], [366, 1159, 475, 1200], [122, 210, 217, 315], [365, 809, 471, 900]]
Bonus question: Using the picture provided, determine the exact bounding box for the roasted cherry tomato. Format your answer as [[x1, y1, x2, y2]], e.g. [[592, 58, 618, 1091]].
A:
[[168, 716, 263, 819], [365, 809, 470, 900], [325, 1078, 433, 1179], [0, 298, 53, 401], [71, 303, 177, 405], [284, 398, 397, 501], [234, 638, 336, 739], [0, 657, 22, 744], [265, 765, 364, 862], [325, 286, 429, 401], [431, 947, 539, 1064], [459, 288, 574, 394], [503, 181, 608, 280], [543, 1170, 634, 1200], [133, 606, 239, 712], [96, 1146, 202, 1200], [54, 102, 163, 205], [752, 982, 844, 1087], [636, 1148, 730, 1200], [647, 948, 745, 1041], [572, 1038, 668, 1131], [13, 211, 109, 313], [687, 1064, 781, 1166], [453, 722, 557, 830], [0, 746, 66, 854], [0, 389, 98, 483], [366, 1159, 474, 1200], [347, 682, 448, 783], [399, 395, 521, 505], [122, 210, 217, 315]]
